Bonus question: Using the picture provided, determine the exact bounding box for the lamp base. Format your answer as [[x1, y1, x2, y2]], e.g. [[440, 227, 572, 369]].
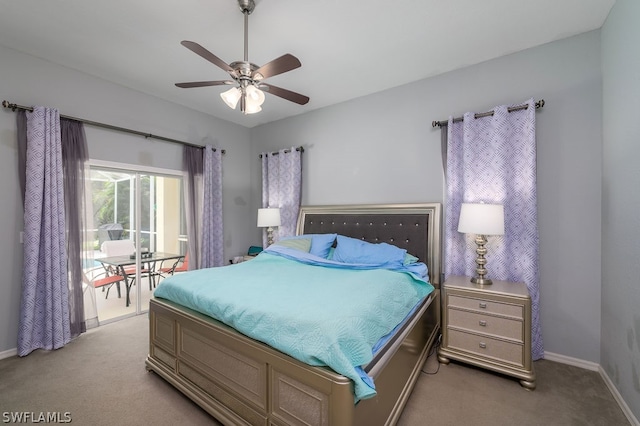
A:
[[471, 234, 492, 285], [266, 227, 275, 246], [471, 276, 493, 286]]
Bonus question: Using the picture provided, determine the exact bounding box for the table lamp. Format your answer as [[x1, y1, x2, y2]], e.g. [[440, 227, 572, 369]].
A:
[[257, 207, 281, 246], [457, 203, 505, 285]]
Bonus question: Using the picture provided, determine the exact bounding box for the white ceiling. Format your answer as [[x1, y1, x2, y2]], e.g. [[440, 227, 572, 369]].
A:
[[0, 0, 615, 128]]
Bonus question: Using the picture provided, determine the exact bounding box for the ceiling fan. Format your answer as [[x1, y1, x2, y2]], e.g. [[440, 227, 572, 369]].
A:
[[175, 0, 309, 115]]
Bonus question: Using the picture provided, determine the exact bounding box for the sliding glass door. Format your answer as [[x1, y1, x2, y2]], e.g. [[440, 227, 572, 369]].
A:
[[86, 165, 185, 323]]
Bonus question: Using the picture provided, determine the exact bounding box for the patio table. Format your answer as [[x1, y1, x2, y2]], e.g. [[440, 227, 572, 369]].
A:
[[98, 252, 183, 307]]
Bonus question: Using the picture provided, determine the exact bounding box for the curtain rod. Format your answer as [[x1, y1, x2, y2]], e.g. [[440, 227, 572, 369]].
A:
[[431, 99, 545, 128], [2, 100, 225, 154], [258, 147, 304, 158]]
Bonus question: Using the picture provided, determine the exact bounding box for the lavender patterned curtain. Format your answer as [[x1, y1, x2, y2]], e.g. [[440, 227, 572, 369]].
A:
[[182, 145, 223, 270], [261, 147, 302, 244], [18, 107, 70, 356], [17, 111, 91, 340], [444, 98, 543, 360]]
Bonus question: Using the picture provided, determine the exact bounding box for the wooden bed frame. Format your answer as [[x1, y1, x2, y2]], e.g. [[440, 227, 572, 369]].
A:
[[146, 203, 442, 426]]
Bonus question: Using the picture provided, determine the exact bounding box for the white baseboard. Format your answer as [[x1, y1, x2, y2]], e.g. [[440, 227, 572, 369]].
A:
[[598, 365, 640, 426], [545, 351, 639, 426], [543, 351, 600, 371], [0, 347, 17, 360]]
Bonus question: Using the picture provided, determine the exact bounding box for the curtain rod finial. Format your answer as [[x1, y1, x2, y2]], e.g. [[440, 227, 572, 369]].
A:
[[2, 100, 18, 111]]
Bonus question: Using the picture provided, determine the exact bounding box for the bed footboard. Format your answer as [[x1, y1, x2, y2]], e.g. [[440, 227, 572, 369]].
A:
[[146, 291, 439, 426]]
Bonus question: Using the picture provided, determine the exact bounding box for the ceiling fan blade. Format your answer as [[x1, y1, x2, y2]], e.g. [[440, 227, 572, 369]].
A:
[[175, 80, 234, 88], [180, 40, 235, 75], [260, 83, 309, 105], [253, 54, 302, 80]]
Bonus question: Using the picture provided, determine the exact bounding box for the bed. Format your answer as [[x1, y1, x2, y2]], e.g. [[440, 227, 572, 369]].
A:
[[145, 203, 442, 426]]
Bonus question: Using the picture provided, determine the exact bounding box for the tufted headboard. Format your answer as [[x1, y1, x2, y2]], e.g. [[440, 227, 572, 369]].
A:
[[296, 203, 442, 287]]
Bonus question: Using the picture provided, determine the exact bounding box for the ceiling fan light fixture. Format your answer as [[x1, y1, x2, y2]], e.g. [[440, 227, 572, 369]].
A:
[[243, 102, 262, 115], [245, 85, 265, 106], [176, 0, 308, 115], [220, 87, 242, 109]]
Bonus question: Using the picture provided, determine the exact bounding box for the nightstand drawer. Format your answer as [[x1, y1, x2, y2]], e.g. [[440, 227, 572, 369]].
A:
[[448, 295, 523, 318], [449, 309, 523, 341], [448, 329, 524, 367]]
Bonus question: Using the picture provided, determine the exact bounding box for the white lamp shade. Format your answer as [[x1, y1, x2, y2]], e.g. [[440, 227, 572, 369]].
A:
[[245, 85, 265, 106], [458, 203, 505, 236], [257, 208, 281, 227], [243, 103, 262, 114], [244, 85, 265, 114], [220, 87, 241, 109]]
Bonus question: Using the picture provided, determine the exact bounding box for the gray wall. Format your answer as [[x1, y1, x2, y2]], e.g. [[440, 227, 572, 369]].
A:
[[601, 0, 640, 419], [0, 44, 253, 354], [251, 31, 603, 363]]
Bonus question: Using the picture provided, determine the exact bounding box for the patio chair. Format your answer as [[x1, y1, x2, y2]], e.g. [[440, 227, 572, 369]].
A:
[[93, 274, 126, 299], [100, 239, 152, 289], [157, 253, 189, 281], [100, 239, 135, 256], [83, 269, 125, 299]]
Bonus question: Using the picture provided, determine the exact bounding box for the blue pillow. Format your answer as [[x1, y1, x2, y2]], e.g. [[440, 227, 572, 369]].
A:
[[332, 235, 407, 266], [280, 234, 337, 258]]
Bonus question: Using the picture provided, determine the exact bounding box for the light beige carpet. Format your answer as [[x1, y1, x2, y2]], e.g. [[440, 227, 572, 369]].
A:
[[0, 315, 631, 425]]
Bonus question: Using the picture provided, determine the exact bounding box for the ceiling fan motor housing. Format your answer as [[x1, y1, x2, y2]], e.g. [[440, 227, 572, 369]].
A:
[[230, 61, 262, 87]]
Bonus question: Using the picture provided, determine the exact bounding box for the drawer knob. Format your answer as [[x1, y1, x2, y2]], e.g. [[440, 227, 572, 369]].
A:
[[479, 320, 487, 327], [479, 302, 487, 309], [479, 342, 487, 349]]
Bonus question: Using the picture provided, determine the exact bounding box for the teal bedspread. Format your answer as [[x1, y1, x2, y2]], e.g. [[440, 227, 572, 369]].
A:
[[153, 250, 433, 400]]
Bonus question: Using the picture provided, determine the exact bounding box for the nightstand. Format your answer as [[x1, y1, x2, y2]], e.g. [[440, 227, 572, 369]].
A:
[[437, 275, 536, 390]]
